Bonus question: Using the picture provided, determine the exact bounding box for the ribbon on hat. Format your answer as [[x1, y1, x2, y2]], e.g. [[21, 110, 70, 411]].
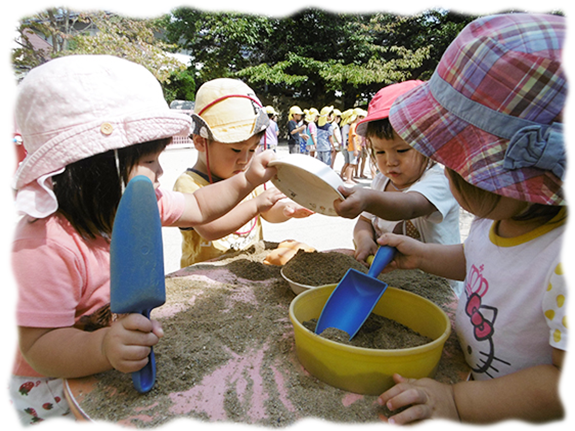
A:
[[429, 72, 566, 179], [15, 168, 65, 218], [504, 123, 565, 179]]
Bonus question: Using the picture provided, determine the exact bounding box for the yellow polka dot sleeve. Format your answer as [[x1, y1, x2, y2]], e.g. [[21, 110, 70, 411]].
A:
[[542, 263, 568, 350]]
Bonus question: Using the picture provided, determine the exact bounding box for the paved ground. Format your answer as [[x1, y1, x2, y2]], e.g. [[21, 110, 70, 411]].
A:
[[159, 143, 373, 274], [159, 142, 473, 275]]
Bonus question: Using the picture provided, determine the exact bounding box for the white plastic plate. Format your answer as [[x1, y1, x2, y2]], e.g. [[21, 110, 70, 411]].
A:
[[268, 154, 344, 216]]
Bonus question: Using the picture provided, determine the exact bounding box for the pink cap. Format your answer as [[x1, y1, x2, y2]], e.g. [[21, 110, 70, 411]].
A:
[[356, 80, 423, 136]]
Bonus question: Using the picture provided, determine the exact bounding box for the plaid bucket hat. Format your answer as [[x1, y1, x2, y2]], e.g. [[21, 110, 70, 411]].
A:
[[191, 78, 269, 143], [389, 13, 567, 206]]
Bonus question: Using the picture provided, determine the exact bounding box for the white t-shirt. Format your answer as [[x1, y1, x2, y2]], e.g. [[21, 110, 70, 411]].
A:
[[456, 212, 567, 381], [362, 164, 462, 294]]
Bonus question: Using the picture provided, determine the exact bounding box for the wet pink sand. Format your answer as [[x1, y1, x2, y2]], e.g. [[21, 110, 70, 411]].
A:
[[168, 343, 294, 422]]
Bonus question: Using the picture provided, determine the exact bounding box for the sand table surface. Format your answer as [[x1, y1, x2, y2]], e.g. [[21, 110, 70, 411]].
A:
[[72, 242, 467, 427]]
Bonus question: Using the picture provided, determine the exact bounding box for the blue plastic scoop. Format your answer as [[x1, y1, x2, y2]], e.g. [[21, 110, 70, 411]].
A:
[[315, 246, 396, 339], [110, 175, 165, 393]]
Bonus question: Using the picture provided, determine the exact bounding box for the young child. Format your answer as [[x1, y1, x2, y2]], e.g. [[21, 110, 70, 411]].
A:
[[338, 108, 354, 180], [334, 81, 462, 295], [316, 105, 335, 166], [377, 14, 567, 424], [174, 78, 313, 268], [304, 108, 319, 158], [287, 105, 305, 154], [330, 109, 342, 170], [9, 55, 277, 424], [260, 105, 279, 152], [342, 108, 366, 184]]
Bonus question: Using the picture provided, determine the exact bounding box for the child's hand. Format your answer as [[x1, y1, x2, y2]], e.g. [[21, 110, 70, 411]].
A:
[[354, 242, 379, 266], [282, 200, 314, 218], [255, 187, 286, 213], [333, 184, 367, 218], [376, 232, 427, 272], [245, 150, 277, 187], [378, 374, 459, 424], [102, 313, 163, 374]]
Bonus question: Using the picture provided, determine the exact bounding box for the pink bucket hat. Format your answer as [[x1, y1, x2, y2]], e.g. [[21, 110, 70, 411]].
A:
[[13, 55, 192, 197], [390, 14, 566, 206], [356, 80, 423, 136], [191, 78, 269, 144]]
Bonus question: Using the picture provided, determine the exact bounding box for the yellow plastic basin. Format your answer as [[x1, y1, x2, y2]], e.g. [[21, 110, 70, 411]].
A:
[[289, 284, 450, 395]]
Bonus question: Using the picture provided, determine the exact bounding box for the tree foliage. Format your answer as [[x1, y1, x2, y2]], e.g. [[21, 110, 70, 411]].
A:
[[13, 8, 187, 84], [164, 7, 478, 110]]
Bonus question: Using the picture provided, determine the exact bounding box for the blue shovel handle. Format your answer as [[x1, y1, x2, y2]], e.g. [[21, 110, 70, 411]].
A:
[[131, 309, 156, 393], [368, 246, 396, 277]]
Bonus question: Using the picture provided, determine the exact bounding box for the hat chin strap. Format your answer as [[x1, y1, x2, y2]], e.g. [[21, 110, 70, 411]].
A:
[[205, 142, 214, 184], [114, 149, 126, 193], [429, 71, 565, 179]]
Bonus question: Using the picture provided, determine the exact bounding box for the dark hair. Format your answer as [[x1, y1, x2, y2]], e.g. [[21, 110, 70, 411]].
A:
[[365, 118, 395, 140], [52, 138, 170, 240], [445, 168, 564, 223]]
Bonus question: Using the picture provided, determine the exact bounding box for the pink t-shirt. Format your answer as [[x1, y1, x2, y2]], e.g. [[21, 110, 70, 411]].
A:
[[11, 188, 185, 377]]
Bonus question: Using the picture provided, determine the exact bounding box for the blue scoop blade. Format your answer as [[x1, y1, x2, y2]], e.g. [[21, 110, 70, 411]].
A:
[[315, 246, 395, 339], [110, 175, 165, 393]]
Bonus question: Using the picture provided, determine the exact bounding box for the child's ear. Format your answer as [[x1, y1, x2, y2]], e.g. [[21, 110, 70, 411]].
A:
[[192, 135, 208, 152]]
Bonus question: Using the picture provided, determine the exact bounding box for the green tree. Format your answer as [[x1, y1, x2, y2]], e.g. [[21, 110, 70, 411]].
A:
[[163, 68, 197, 102], [164, 7, 472, 112], [13, 8, 188, 87], [167, 2, 573, 111], [12, 8, 95, 73]]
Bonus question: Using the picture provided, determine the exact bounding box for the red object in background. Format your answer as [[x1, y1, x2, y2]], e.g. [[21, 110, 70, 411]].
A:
[[6, 133, 26, 177]]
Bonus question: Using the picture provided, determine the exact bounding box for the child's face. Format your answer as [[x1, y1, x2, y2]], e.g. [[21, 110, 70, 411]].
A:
[[369, 133, 428, 189], [207, 135, 261, 179], [128, 149, 164, 189]]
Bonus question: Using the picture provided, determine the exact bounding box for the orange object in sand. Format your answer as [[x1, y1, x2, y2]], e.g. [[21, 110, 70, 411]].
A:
[[263, 240, 315, 266]]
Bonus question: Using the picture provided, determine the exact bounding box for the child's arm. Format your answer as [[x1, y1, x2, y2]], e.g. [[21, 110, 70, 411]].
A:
[[334, 185, 437, 221], [379, 349, 564, 424], [353, 216, 379, 264], [18, 314, 163, 378], [193, 187, 285, 241], [176, 151, 276, 226], [377, 232, 466, 281], [329, 134, 335, 151]]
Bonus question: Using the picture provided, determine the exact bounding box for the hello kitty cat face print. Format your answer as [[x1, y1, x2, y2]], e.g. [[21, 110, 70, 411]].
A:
[[462, 265, 511, 378]]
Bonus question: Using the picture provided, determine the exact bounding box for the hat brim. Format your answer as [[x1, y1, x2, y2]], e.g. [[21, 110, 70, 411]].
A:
[[389, 83, 564, 206], [13, 111, 192, 190], [355, 109, 386, 136]]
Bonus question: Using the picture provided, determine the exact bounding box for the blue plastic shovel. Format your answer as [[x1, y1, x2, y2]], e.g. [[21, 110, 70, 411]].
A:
[[315, 246, 396, 339], [110, 175, 165, 393]]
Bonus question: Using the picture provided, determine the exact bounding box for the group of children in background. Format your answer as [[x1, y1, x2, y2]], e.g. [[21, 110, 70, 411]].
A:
[[286, 103, 374, 183], [9, 13, 567, 427]]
